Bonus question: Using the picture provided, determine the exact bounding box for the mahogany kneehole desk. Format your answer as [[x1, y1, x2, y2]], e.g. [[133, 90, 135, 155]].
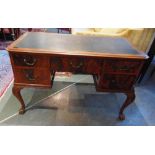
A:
[[7, 32, 148, 120]]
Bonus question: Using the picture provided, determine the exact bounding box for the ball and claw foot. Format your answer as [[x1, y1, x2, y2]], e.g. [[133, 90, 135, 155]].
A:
[[119, 113, 125, 121], [19, 108, 25, 114]]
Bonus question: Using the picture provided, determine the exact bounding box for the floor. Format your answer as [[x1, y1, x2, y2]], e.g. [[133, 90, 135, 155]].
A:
[[0, 67, 155, 125]]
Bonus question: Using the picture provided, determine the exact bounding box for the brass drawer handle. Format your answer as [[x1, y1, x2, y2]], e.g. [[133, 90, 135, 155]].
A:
[[112, 65, 130, 71], [24, 70, 36, 81], [24, 57, 37, 66], [70, 62, 83, 69], [26, 74, 35, 81], [118, 66, 130, 71], [111, 79, 116, 83]]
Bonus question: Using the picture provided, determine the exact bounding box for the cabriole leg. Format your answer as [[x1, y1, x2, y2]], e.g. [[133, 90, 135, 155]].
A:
[[12, 85, 25, 114], [119, 89, 135, 120]]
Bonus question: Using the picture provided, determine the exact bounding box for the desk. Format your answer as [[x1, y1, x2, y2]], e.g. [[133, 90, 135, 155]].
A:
[[7, 32, 148, 120]]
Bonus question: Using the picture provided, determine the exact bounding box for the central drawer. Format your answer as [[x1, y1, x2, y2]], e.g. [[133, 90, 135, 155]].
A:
[[51, 57, 85, 73], [50, 56, 102, 74]]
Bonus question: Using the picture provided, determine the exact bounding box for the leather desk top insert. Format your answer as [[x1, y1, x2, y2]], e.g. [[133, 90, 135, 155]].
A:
[[7, 32, 148, 120]]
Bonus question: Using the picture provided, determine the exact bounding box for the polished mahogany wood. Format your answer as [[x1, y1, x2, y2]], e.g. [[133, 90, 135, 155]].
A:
[[119, 89, 136, 120], [12, 85, 25, 114], [7, 32, 148, 120]]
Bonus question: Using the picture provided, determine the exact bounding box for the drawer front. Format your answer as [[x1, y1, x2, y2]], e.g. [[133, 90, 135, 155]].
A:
[[50, 57, 64, 71], [85, 58, 102, 74], [98, 74, 136, 90], [11, 53, 49, 68], [13, 68, 51, 86], [51, 57, 102, 74], [63, 57, 85, 72], [51, 57, 85, 73], [104, 59, 142, 74]]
